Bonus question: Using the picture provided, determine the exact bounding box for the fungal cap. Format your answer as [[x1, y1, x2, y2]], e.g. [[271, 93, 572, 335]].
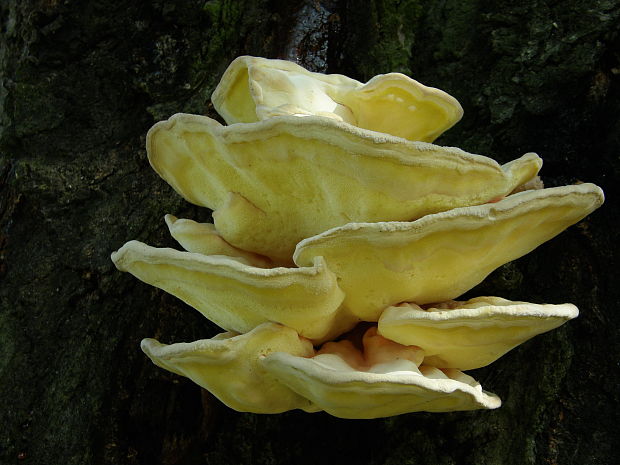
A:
[[141, 323, 319, 413], [378, 297, 579, 369], [211, 55, 464, 142], [294, 183, 604, 320], [261, 327, 500, 418], [147, 112, 541, 261], [111, 240, 352, 343]]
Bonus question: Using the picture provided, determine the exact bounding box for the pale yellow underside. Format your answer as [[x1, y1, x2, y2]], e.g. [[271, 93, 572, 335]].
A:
[[147, 113, 541, 261], [294, 184, 604, 320], [378, 297, 579, 370], [142, 322, 501, 417], [111, 241, 354, 343], [141, 323, 319, 414], [261, 352, 501, 418], [211, 55, 464, 142]]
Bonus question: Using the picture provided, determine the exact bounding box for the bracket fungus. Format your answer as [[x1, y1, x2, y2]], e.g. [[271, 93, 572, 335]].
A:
[[111, 240, 353, 343], [378, 297, 579, 370], [147, 113, 541, 261], [211, 55, 464, 142], [141, 323, 319, 413], [112, 56, 604, 419], [293, 183, 604, 319], [262, 326, 501, 419]]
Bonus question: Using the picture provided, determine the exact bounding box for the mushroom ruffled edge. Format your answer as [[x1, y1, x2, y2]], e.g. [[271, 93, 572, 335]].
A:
[[211, 55, 464, 142], [294, 183, 604, 320], [111, 240, 355, 343], [141, 323, 319, 413], [142, 322, 501, 418], [378, 297, 579, 370], [147, 112, 541, 261]]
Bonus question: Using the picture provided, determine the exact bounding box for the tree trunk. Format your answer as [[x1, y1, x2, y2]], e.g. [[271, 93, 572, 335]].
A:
[[1, 1, 618, 464]]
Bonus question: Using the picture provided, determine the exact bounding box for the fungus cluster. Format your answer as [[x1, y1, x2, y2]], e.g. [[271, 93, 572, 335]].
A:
[[112, 56, 604, 419]]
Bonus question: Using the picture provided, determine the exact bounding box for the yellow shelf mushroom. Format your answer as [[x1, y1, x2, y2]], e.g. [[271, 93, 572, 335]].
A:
[[378, 297, 579, 370], [141, 323, 319, 414], [112, 241, 355, 343], [114, 56, 606, 418], [294, 183, 604, 320], [147, 113, 541, 261], [142, 322, 501, 418], [261, 326, 501, 418], [211, 56, 464, 142]]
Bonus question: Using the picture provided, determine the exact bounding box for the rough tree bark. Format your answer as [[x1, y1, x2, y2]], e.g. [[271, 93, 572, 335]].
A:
[[1, 1, 618, 464]]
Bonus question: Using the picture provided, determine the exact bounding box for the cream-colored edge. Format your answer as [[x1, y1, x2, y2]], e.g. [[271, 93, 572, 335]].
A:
[[211, 56, 463, 128], [380, 302, 579, 326], [146, 112, 539, 174], [140, 325, 321, 414], [293, 183, 604, 262], [262, 352, 501, 411], [111, 239, 329, 280]]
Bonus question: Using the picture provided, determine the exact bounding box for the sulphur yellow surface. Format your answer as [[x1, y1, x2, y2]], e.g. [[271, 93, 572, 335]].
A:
[[111, 241, 353, 343], [294, 184, 604, 320], [211, 56, 464, 143], [164, 214, 273, 267], [379, 297, 579, 370], [147, 113, 541, 261], [262, 326, 500, 418], [141, 323, 319, 414]]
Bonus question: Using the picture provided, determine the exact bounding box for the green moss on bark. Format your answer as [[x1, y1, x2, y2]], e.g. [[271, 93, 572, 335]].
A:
[[331, 0, 422, 78]]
